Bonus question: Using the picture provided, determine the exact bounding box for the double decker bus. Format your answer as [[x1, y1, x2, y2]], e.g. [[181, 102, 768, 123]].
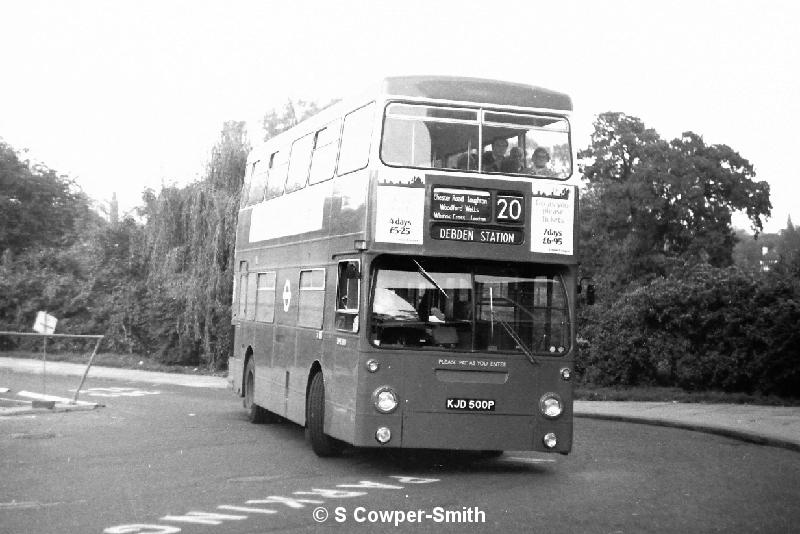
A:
[[229, 76, 579, 456]]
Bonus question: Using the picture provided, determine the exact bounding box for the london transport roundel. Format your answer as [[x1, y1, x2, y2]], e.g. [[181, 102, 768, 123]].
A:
[[282, 279, 292, 312]]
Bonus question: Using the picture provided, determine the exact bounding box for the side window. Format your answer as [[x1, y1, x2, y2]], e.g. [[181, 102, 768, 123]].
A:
[[255, 272, 277, 323], [236, 261, 248, 317], [335, 260, 360, 332], [309, 120, 341, 185], [338, 102, 375, 175], [240, 161, 255, 207], [285, 134, 315, 193], [245, 272, 258, 321], [298, 269, 325, 328], [246, 159, 268, 205], [266, 150, 287, 199]]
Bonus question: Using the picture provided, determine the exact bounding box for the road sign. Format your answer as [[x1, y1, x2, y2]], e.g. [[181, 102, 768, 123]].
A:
[[33, 311, 57, 335]]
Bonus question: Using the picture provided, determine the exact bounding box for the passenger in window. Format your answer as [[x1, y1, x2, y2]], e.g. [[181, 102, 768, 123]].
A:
[[456, 152, 478, 170], [530, 147, 557, 176], [482, 138, 509, 172], [501, 146, 525, 173]]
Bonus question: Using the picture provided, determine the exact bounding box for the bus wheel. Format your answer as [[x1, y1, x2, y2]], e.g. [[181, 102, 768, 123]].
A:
[[244, 358, 276, 424], [306, 372, 343, 457]]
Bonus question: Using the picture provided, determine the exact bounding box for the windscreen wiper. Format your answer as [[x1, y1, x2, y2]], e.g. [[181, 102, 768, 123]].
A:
[[412, 259, 449, 300], [488, 289, 537, 365]]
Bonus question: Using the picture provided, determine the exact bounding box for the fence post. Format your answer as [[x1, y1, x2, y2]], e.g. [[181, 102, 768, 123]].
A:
[[71, 337, 103, 404], [42, 335, 48, 394]]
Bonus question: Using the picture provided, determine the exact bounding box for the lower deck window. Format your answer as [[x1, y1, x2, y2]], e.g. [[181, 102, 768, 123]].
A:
[[299, 269, 325, 328]]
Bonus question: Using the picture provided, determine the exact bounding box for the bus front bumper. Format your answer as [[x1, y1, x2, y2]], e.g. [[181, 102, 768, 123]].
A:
[[352, 412, 572, 454]]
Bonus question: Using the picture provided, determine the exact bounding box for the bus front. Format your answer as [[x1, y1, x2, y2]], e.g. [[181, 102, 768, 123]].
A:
[[357, 80, 577, 454]]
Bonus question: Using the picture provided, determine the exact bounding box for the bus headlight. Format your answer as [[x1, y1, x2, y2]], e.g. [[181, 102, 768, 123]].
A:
[[373, 386, 398, 413], [543, 432, 557, 449], [376, 427, 392, 443], [539, 393, 563, 418]]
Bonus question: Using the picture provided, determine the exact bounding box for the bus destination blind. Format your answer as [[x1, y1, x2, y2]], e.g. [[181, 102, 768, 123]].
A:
[[431, 223, 524, 245], [431, 188, 491, 223]]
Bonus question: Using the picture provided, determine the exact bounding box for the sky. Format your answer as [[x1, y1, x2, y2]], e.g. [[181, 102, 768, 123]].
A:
[[1, 0, 798, 233]]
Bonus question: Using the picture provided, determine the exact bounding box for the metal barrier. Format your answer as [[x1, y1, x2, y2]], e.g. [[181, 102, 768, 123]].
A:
[[0, 331, 103, 404]]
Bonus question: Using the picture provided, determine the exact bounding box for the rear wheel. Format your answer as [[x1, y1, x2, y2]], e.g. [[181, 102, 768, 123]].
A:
[[306, 372, 343, 457], [244, 358, 277, 423]]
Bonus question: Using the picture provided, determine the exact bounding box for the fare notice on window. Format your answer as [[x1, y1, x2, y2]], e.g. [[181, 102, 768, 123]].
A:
[[431, 188, 491, 223], [531, 184, 575, 255]]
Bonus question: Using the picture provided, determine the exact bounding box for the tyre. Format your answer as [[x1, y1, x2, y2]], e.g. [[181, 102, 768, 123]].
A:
[[244, 358, 277, 424], [305, 372, 343, 457]]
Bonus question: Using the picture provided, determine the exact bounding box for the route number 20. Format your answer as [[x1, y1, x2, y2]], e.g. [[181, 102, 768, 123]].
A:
[[496, 195, 524, 222]]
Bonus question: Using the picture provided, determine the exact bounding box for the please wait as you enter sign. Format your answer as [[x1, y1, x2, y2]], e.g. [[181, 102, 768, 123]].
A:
[[33, 311, 58, 335]]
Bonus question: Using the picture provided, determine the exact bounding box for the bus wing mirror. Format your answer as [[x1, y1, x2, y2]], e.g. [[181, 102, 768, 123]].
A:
[[586, 284, 595, 305], [579, 277, 596, 305]]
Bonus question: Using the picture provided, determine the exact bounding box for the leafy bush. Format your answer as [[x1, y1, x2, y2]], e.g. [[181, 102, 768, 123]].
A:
[[577, 264, 800, 397]]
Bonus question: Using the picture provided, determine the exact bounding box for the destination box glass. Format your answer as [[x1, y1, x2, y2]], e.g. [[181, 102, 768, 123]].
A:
[[431, 187, 491, 223]]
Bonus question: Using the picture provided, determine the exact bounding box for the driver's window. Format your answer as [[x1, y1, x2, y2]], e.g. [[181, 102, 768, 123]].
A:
[[335, 260, 360, 332]]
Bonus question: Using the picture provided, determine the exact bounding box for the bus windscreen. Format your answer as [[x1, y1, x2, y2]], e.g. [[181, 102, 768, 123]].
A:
[[370, 257, 571, 355]]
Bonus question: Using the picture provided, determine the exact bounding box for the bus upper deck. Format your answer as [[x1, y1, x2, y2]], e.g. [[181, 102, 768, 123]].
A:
[[237, 76, 576, 264]]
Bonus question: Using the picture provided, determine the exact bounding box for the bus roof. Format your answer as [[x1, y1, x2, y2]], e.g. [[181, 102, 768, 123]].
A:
[[381, 76, 572, 111]]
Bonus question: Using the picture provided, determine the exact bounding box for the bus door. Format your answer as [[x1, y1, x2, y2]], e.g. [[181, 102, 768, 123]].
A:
[[282, 268, 326, 423], [324, 259, 362, 440]]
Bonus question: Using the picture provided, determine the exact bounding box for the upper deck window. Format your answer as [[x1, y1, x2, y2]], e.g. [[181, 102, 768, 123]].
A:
[[285, 133, 315, 193], [244, 160, 267, 206], [381, 103, 572, 179], [338, 102, 375, 175], [266, 150, 288, 199]]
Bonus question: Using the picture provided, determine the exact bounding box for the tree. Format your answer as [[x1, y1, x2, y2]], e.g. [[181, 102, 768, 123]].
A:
[[776, 216, 800, 267], [0, 141, 92, 253], [261, 99, 322, 140], [134, 121, 250, 367], [579, 112, 771, 287], [261, 98, 340, 140]]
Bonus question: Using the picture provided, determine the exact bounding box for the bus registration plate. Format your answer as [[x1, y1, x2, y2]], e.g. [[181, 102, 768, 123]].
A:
[[446, 398, 496, 411]]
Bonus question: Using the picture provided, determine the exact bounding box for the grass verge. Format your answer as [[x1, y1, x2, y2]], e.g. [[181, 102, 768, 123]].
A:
[[576, 385, 799, 406], [0, 350, 224, 376]]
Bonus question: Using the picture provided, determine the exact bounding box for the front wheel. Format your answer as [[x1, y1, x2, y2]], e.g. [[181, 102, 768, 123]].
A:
[[306, 372, 343, 457], [244, 358, 277, 424]]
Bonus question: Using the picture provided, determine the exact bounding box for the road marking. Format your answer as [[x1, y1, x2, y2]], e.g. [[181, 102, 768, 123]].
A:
[[69, 387, 161, 397], [105, 475, 441, 533], [159, 511, 247, 525], [0, 500, 64, 510], [18, 391, 93, 405]]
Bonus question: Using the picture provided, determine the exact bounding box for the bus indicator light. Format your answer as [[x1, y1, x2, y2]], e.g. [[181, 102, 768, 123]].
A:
[[543, 432, 558, 449], [539, 393, 564, 418], [376, 427, 392, 444], [373, 386, 399, 413], [366, 359, 380, 373], [560, 368, 572, 381]]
